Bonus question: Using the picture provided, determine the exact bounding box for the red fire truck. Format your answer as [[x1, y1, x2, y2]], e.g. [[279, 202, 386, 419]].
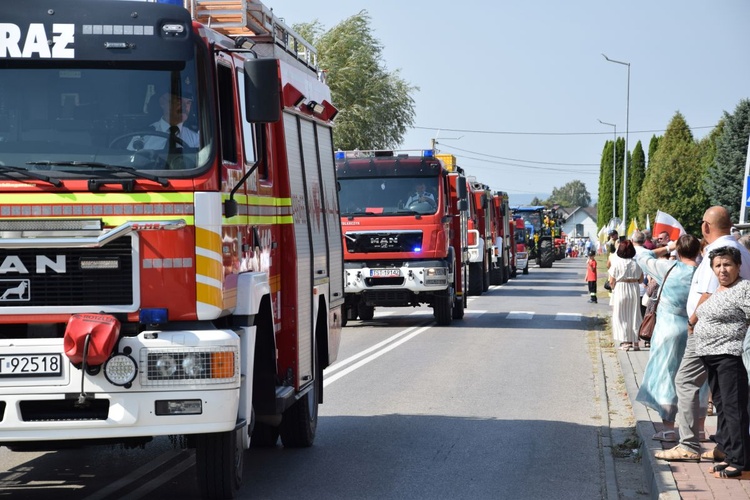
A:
[[467, 178, 491, 295], [0, 1, 342, 498], [514, 217, 530, 274], [336, 150, 469, 326], [492, 191, 513, 283]]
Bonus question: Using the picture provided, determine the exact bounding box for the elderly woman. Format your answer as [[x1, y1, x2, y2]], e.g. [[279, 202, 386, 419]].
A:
[[691, 246, 750, 478], [609, 240, 643, 350], [635, 234, 703, 442]]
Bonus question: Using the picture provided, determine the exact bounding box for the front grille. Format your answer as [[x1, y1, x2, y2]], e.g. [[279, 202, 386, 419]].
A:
[[0, 237, 133, 307], [345, 231, 423, 253], [20, 399, 109, 421], [363, 290, 413, 306], [364, 277, 404, 287]]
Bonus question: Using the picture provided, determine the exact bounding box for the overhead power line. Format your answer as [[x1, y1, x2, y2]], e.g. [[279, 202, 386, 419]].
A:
[[438, 144, 599, 166], [416, 124, 717, 136]]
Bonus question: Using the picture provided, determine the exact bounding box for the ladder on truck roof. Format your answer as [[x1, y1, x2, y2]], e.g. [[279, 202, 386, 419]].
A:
[[189, 0, 319, 73]]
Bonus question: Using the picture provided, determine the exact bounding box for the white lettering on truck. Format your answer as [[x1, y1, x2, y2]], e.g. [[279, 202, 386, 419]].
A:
[[0, 23, 74, 59]]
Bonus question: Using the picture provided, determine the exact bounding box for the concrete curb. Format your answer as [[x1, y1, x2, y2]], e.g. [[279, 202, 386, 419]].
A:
[[616, 350, 681, 500]]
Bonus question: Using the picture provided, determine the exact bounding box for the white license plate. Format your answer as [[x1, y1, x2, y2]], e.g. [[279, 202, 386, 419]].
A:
[[370, 269, 400, 277], [0, 354, 62, 377]]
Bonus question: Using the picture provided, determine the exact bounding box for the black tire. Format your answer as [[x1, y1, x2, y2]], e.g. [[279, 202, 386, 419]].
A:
[[250, 421, 279, 447], [522, 265, 529, 275], [539, 239, 554, 268], [280, 362, 319, 448], [357, 303, 375, 321], [452, 290, 465, 320], [468, 262, 483, 296], [490, 264, 503, 285], [510, 265, 517, 278], [502, 265, 510, 284], [195, 428, 244, 499], [433, 288, 453, 325]]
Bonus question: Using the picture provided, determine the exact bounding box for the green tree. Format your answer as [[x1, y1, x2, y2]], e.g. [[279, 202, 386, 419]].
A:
[[638, 112, 705, 235], [704, 99, 750, 222], [548, 180, 590, 208], [628, 141, 646, 221], [647, 134, 660, 167], [294, 12, 417, 150], [598, 140, 614, 228]]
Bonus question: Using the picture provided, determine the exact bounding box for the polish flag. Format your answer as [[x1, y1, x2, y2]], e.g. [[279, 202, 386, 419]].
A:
[[653, 210, 686, 241]]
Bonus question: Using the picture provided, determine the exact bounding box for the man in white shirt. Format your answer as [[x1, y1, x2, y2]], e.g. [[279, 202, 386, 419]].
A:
[[130, 90, 199, 151], [405, 182, 435, 208], [656, 206, 750, 462]]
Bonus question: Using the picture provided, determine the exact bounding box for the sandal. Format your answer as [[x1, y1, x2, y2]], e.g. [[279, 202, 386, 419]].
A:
[[619, 342, 632, 351], [652, 430, 677, 442], [707, 462, 729, 473], [715, 467, 742, 479], [654, 445, 700, 462], [701, 447, 727, 462]]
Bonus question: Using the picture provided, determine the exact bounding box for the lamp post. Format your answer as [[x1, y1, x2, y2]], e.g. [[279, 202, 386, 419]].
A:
[[602, 54, 630, 227], [598, 119, 617, 223]]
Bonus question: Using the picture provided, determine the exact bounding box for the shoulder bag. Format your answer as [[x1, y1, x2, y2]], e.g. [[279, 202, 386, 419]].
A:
[[638, 264, 676, 341]]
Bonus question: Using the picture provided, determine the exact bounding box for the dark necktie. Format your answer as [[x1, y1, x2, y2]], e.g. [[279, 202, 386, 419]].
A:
[[168, 125, 181, 150]]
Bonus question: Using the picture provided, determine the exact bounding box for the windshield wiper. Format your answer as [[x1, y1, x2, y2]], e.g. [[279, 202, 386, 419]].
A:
[[0, 164, 63, 187], [27, 161, 169, 187]]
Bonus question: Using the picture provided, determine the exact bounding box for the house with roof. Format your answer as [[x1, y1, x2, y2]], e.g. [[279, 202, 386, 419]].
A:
[[559, 206, 598, 249]]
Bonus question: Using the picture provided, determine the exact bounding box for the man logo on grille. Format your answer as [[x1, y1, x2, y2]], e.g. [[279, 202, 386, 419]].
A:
[[0, 280, 29, 301]]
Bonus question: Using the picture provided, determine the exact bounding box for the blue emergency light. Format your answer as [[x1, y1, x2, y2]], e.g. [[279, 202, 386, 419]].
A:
[[335, 151, 346, 160], [156, 0, 184, 5], [422, 150, 434, 158], [139, 308, 169, 325]]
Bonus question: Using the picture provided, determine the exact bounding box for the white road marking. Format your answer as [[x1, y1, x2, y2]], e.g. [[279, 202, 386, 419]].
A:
[[324, 324, 432, 387], [507, 311, 534, 320], [556, 313, 582, 321]]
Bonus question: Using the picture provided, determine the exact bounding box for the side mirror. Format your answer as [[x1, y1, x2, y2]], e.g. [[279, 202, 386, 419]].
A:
[[225, 199, 239, 219], [244, 59, 281, 123]]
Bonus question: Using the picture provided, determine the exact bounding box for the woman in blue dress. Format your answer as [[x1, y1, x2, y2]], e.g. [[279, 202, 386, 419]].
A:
[[635, 234, 707, 442]]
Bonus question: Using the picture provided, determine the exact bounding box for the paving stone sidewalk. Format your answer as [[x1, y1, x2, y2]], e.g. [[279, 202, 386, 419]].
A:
[[618, 347, 750, 499]]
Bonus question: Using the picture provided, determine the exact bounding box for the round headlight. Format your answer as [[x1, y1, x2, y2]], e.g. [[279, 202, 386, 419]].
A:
[[155, 354, 177, 377], [104, 354, 138, 386], [182, 354, 205, 378]]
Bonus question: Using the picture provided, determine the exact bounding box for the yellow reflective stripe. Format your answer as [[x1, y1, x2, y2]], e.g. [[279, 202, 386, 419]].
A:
[[195, 227, 222, 255], [224, 215, 294, 225], [196, 254, 223, 279], [229, 194, 292, 207], [196, 282, 223, 308], [0, 192, 194, 203]]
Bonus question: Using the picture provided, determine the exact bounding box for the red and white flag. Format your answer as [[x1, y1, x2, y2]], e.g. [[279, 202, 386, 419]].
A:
[[653, 210, 686, 241]]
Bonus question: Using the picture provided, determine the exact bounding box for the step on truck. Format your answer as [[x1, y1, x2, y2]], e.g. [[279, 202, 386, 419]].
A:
[[0, 1, 343, 498], [336, 150, 469, 326]]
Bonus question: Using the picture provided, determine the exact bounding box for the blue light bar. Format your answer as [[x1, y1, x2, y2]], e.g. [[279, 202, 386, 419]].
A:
[[156, 0, 184, 5], [335, 151, 346, 160], [413, 247, 422, 253], [422, 150, 434, 158], [140, 308, 168, 325]]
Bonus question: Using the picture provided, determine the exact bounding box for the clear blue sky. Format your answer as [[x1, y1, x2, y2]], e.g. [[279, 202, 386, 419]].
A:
[[270, 0, 750, 205]]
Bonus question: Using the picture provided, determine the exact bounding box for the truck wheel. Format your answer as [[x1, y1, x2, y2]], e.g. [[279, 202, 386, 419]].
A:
[[482, 264, 490, 292], [489, 264, 502, 285], [523, 264, 529, 275], [433, 289, 453, 325], [539, 239, 554, 268], [452, 291, 465, 320], [357, 303, 375, 321], [195, 427, 244, 499], [280, 358, 319, 448], [250, 422, 279, 447], [502, 266, 510, 284], [468, 263, 483, 296], [510, 266, 517, 278]]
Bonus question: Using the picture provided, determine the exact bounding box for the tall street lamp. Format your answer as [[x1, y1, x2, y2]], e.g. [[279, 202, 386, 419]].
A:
[[602, 54, 630, 227], [598, 119, 617, 223]]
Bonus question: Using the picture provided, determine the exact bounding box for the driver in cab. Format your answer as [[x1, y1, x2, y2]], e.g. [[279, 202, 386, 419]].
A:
[[405, 182, 436, 208], [129, 88, 199, 151]]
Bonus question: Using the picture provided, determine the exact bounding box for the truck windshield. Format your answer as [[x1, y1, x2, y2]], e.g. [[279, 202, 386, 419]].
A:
[[339, 177, 439, 216], [0, 57, 212, 176]]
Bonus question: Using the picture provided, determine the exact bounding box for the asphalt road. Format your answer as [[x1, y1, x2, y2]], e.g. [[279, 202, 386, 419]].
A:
[[0, 257, 613, 499]]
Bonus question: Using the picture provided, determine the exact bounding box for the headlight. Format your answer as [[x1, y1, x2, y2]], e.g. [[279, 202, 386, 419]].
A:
[[104, 354, 138, 386], [425, 267, 446, 276], [141, 348, 238, 386]]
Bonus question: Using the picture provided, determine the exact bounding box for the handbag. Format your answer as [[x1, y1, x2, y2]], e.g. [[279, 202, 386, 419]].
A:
[[638, 264, 676, 341]]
